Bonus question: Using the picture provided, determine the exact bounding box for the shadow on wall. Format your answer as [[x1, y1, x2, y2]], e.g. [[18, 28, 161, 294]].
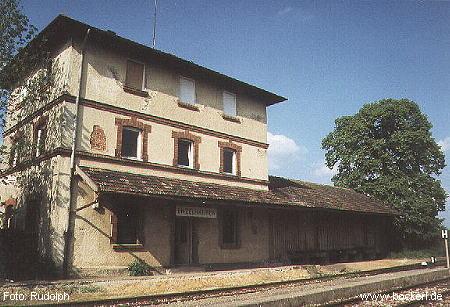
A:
[[2, 58, 74, 279], [69, 191, 172, 277]]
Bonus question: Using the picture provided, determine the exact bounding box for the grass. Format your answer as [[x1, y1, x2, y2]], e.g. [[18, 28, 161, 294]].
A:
[[78, 285, 102, 293], [389, 248, 444, 259]]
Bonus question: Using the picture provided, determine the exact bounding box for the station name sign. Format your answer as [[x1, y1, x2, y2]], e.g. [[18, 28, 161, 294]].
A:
[[176, 206, 217, 219]]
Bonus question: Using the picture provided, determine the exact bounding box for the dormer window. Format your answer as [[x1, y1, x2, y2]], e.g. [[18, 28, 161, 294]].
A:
[[177, 139, 193, 168], [121, 127, 142, 160], [222, 148, 236, 175], [223, 91, 237, 117], [179, 77, 196, 104], [125, 60, 145, 91]]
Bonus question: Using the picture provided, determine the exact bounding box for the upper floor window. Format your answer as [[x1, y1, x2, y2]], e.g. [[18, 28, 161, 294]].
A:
[[177, 139, 193, 168], [223, 91, 237, 117], [125, 60, 145, 90], [121, 127, 142, 160], [115, 117, 151, 162], [34, 122, 47, 157], [10, 144, 19, 167], [172, 130, 201, 170], [179, 77, 196, 104], [222, 148, 236, 175], [9, 132, 23, 167], [218, 141, 242, 176]]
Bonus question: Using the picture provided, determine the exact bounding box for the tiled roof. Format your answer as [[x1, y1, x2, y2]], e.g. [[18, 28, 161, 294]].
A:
[[268, 176, 397, 215], [80, 167, 397, 215]]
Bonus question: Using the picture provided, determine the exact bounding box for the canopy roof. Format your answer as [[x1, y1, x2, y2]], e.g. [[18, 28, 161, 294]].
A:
[[79, 167, 398, 216]]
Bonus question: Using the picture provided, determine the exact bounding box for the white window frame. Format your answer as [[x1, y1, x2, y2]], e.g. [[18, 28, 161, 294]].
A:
[[178, 139, 194, 168], [223, 91, 237, 117], [126, 59, 146, 91], [179, 76, 196, 104], [121, 127, 143, 161], [223, 148, 237, 175], [35, 128, 44, 157]]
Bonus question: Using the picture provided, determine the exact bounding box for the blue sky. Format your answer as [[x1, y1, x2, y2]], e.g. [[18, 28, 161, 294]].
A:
[[22, 0, 450, 225]]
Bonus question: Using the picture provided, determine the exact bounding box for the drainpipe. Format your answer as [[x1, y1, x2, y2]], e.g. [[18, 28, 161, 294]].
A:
[[62, 28, 90, 277]]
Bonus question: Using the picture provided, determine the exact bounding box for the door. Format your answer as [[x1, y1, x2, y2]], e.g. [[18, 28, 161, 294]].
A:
[[174, 217, 198, 265]]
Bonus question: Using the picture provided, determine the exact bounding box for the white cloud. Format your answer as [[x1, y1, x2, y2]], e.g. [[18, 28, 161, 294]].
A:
[[438, 137, 450, 152], [311, 160, 338, 184], [313, 163, 338, 177], [267, 132, 306, 170]]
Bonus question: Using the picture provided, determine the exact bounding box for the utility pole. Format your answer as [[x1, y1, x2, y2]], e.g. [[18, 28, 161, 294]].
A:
[[152, 0, 158, 48]]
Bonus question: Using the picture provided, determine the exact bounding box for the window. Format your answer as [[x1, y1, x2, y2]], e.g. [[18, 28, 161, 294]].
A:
[[115, 206, 143, 245], [121, 127, 142, 160], [218, 141, 242, 176], [223, 148, 236, 175], [179, 77, 195, 104], [10, 144, 18, 167], [34, 123, 47, 157], [221, 209, 239, 248], [115, 117, 151, 162], [177, 139, 193, 167], [172, 131, 201, 170], [125, 60, 145, 90], [9, 132, 24, 167], [223, 91, 237, 117]]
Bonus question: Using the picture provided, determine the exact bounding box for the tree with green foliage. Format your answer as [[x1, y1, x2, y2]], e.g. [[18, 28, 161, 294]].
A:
[[0, 0, 37, 120], [1, 0, 56, 163], [322, 98, 447, 248]]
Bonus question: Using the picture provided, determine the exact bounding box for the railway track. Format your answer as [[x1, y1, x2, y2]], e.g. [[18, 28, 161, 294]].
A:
[[60, 263, 446, 306]]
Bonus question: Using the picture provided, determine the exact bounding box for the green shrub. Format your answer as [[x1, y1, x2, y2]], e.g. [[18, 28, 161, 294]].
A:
[[128, 260, 151, 276]]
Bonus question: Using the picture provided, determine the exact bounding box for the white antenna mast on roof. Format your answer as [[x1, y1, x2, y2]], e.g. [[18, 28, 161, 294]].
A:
[[152, 0, 158, 48]]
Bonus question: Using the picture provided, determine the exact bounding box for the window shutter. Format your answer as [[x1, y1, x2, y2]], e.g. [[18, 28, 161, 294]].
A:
[[180, 77, 195, 104], [223, 92, 236, 116], [126, 60, 144, 90]]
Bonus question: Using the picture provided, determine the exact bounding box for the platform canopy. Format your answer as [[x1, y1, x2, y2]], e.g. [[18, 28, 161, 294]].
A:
[[78, 167, 398, 216]]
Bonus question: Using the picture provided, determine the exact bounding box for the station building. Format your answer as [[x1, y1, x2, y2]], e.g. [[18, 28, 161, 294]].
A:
[[1, 15, 396, 277]]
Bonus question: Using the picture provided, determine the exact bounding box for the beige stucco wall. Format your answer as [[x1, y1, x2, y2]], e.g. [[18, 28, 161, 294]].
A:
[[197, 207, 270, 264], [5, 40, 73, 132], [70, 179, 271, 271], [2, 102, 66, 170], [70, 103, 268, 189], [3, 155, 70, 271], [67, 42, 268, 144], [71, 182, 172, 270]]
